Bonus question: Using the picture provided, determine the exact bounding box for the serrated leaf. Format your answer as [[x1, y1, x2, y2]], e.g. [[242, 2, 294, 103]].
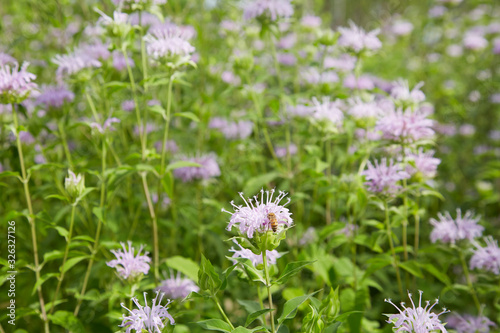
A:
[[196, 319, 232, 332], [230, 257, 266, 285], [165, 256, 200, 281], [198, 254, 222, 294], [275, 261, 314, 285], [48, 311, 85, 333]]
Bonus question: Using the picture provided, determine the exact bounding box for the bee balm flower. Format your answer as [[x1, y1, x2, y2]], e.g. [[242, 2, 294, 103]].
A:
[[156, 271, 199, 300], [242, 0, 294, 21], [470, 237, 500, 275], [222, 189, 293, 239], [385, 290, 449, 332], [0, 62, 37, 104], [120, 291, 174, 333], [362, 158, 410, 196], [107, 241, 151, 280]]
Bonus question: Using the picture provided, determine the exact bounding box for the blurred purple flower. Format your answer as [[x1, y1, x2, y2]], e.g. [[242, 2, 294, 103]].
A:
[[446, 44, 463, 57], [429, 5, 447, 18], [128, 12, 162, 26], [362, 158, 410, 196], [323, 54, 357, 72], [79, 42, 111, 61], [120, 291, 174, 333], [338, 21, 382, 53], [301, 67, 338, 85], [209, 118, 253, 140], [299, 227, 317, 246], [112, 50, 134, 71], [390, 80, 425, 105], [347, 97, 382, 119], [242, 0, 294, 21], [151, 193, 171, 208], [406, 148, 440, 178], [144, 23, 195, 61], [447, 314, 496, 333], [301, 15, 321, 28], [52, 51, 101, 79], [287, 102, 315, 117], [154, 140, 179, 154], [463, 33, 488, 50], [107, 241, 151, 280], [385, 290, 449, 333], [36, 85, 74, 109], [430, 209, 483, 244], [122, 99, 135, 111], [229, 240, 282, 266], [0, 62, 37, 103], [90, 117, 120, 134], [221, 71, 241, 85], [375, 108, 434, 143], [278, 33, 297, 49], [391, 20, 413, 36], [156, 271, 199, 300], [223, 189, 293, 238], [493, 38, 500, 55], [277, 53, 296, 66], [459, 124, 475, 136], [173, 153, 221, 182], [311, 97, 344, 126], [275, 144, 297, 158], [0, 52, 16, 66], [343, 74, 375, 90], [470, 236, 500, 275]]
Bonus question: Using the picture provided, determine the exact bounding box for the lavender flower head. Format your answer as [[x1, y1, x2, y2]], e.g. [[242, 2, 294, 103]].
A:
[[470, 236, 500, 275], [311, 97, 344, 128], [347, 97, 383, 119], [36, 85, 74, 109], [430, 210, 483, 244], [90, 117, 121, 134], [375, 108, 434, 143], [120, 291, 174, 333], [222, 189, 293, 238], [209, 118, 254, 140], [0, 53, 16, 66], [144, 24, 195, 63], [0, 62, 37, 104], [385, 290, 449, 333], [122, 99, 135, 111], [242, 0, 294, 21], [338, 21, 382, 53], [362, 158, 410, 196], [52, 50, 101, 79], [406, 148, 441, 179], [173, 153, 220, 182], [275, 143, 298, 158], [156, 271, 199, 300], [107, 241, 151, 280], [229, 240, 282, 266], [447, 314, 496, 333], [391, 80, 425, 105]]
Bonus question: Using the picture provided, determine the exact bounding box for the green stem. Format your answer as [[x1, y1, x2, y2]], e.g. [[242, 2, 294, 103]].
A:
[[12, 104, 49, 332], [50, 203, 77, 314], [414, 194, 421, 258], [84, 90, 100, 122], [159, 75, 174, 176], [262, 251, 276, 333], [74, 139, 107, 316], [257, 286, 267, 326], [58, 120, 73, 168], [212, 295, 235, 330], [384, 200, 403, 298], [459, 249, 481, 313], [141, 172, 159, 282]]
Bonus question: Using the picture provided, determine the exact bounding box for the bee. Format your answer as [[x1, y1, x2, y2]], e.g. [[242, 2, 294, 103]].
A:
[[267, 212, 278, 232]]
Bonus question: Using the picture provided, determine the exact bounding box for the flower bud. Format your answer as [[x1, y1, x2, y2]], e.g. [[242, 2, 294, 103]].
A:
[[65, 170, 85, 200]]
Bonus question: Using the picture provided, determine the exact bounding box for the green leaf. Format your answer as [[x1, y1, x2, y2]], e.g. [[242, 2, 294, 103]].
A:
[[275, 261, 314, 285], [48, 311, 85, 333], [150, 104, 167, 118], [166, 161, 202, 172], [243, 172, 280, 196], [398, 260, 424, 279], [237, 299, 261, 314], [232, 327, 263, 333], [174, 111, 200, 122], [245, 309, 273, 327], [32, 273, 58, 295], [0, 171, 20, 179], [196, 319, 232, 332], [44, 194, 69, 202], [277, 291, 320, 326], [43, 250, 64, 264], [325, 322, 342, 333], [165, 256, 200, 281], [92, 207, 104, 222], [198, 254, 222, 294], [72, 235, 95, 243], [54, 226, 68, 239], [61, 256, 88, 274], [230, 257, 266, 285], [419, 263, 451, 286]]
